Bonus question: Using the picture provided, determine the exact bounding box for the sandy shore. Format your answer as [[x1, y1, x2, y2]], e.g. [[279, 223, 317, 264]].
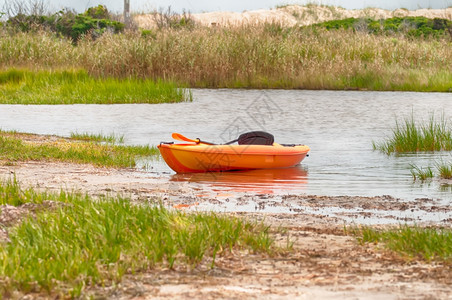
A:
[[135, 5, 452, 28], [1, 161, 452, 298]]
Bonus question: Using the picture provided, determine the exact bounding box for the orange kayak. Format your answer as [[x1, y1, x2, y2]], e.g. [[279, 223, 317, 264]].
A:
[[158, 142, 310, 173]]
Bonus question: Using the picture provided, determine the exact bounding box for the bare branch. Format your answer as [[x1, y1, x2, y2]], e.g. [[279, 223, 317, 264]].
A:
[[2, 0, 49, 18]]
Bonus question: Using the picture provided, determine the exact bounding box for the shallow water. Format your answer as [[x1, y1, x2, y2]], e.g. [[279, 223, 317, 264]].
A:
[[1, 89, 452, 202]]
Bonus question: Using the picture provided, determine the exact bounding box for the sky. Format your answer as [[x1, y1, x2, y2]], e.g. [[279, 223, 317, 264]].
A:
[[1, 0, 452, 14]]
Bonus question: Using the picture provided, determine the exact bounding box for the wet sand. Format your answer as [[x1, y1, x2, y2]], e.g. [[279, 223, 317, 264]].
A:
[[1, 161, 452, 298]]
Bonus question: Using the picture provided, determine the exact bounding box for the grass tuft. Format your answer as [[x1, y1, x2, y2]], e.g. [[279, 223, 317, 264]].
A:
[[70, 132, 125, 144], [0, 176, 53, 206], [410, 161, 452, 181], [437, 162, 452, 179], [0, 130, 158, 168], [410, 164, 434, 181], [351, 225, 452, 262], [373, 113, 452, 155]]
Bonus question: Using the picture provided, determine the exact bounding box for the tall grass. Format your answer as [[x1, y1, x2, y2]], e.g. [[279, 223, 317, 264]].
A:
[[352, 225, 452, 262], [0, 131, 158, 167], [0, 178, 275, 296], [0, 69, 191, 104], [0, 27, 451, 91], [373, 114, 452, 154]]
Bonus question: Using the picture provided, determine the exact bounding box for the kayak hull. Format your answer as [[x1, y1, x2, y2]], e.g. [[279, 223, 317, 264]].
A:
[[158, 143, 310, 173]]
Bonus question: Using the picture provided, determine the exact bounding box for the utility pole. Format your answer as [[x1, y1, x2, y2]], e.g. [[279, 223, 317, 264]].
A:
[[124, 0, 130, 27]]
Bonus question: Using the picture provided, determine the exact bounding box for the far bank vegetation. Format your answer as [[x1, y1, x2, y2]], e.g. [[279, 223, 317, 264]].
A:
[[0, 2, 451, 92]]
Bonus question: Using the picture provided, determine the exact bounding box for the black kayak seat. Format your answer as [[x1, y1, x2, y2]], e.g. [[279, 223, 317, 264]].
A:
[[236, 131, 274, 145]]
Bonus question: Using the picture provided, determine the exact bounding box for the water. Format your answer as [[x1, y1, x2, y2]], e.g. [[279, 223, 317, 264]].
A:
[[1, 89, 452, 202]]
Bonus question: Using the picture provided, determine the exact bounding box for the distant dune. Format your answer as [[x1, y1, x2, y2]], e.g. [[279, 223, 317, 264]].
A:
[[135, 5, 452, 29]]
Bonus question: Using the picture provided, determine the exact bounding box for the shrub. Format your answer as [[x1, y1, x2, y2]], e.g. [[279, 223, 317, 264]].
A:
[[5, 5, 125, 42], [85, 4, 110, 20], [311, 16, 452, 38]]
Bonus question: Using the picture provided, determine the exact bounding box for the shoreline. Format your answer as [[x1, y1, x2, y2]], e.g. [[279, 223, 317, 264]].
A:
[[1, 160, 452, 298], [2, 160, 452, 227]]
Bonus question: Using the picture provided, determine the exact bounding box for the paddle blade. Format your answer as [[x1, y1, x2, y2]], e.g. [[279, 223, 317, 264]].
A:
[[172, 133, 199, 143]]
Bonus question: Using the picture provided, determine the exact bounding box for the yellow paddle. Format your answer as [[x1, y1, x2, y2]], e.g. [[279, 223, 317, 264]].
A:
[[171, 132, 200, 143], [172, 133, 218, 145]]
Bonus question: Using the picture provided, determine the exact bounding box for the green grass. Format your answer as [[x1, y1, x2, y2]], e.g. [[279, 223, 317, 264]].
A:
[[351, 225, 452, 262], [410, 161, 452, 181], [0, 69, 192, 104], [373, 114, 452, 155], [0, 176, 64, 206], [0, 131, 158, 168], [70, 132, 125, 144], [0, 178, 275, 297], [437, 162, 452, 179], [410, 164, 434, 181]]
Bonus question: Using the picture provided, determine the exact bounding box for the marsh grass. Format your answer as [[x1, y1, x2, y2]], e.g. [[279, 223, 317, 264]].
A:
[[0, 69, 191, 104], [0, 178, 275, 296], [409, 160, 452, 181], [410, 164, 434, 181], [437, 163, 452, 179], [373, 114, 452, 155], [1, 27, 451, 91], [0, 131, 158, 167], [351, 225, 452, 262], [70, 132, 125, 144]]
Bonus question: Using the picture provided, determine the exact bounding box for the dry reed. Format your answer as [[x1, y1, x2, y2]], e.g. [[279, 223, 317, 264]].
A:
[[0, 26, 451, 91]]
